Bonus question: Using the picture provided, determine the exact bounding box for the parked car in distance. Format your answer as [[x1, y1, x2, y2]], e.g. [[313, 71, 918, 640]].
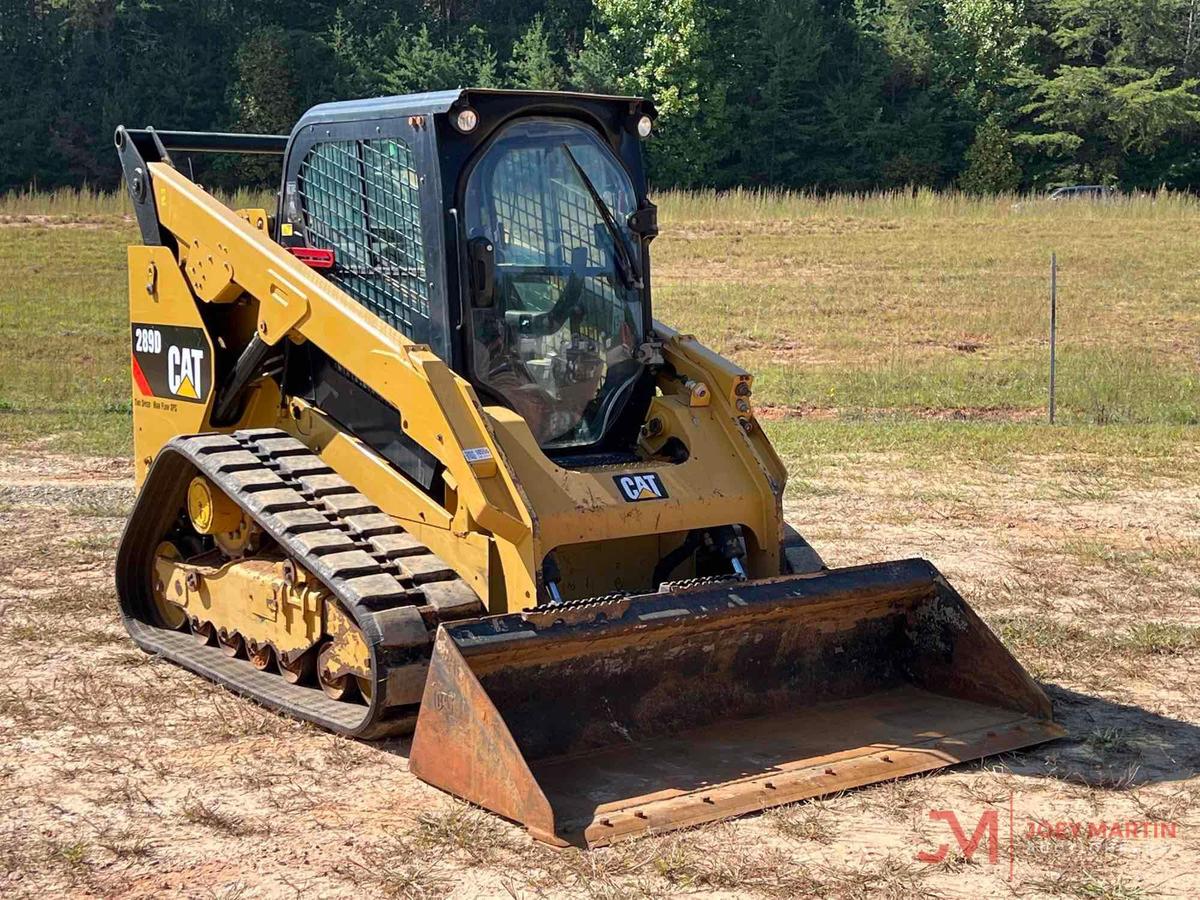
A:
[[1049, 185, 1115, 200]]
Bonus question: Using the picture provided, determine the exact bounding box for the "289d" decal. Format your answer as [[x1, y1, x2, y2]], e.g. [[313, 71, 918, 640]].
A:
[[131, 324, 212, 404]]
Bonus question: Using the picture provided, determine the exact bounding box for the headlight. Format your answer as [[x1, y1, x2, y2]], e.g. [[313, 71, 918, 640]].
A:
[[453, 108, 479, 133], [636, 115, 653, 139]]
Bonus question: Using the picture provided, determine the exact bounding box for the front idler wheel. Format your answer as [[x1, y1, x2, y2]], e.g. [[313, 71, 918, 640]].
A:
[[150, 542, 188, 630]]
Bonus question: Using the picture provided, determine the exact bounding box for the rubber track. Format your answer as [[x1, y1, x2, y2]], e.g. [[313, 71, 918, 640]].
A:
[[115, 428, 484, 738]]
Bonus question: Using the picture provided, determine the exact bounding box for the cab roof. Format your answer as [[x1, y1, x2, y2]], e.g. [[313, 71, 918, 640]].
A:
[[292, 89, 655, 135]]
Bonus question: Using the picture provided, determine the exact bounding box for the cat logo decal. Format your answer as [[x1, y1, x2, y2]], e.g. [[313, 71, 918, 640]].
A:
[[614, 473, 669, 502], [131, 324, 212, 404]]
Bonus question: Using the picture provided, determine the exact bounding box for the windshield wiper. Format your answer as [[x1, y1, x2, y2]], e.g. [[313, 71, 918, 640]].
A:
[[560, 144, 642, 290]]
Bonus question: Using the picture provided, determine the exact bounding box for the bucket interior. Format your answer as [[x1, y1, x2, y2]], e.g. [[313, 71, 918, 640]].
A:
[[410, 562, 1063, 846], [532, 686, 1056, 845]]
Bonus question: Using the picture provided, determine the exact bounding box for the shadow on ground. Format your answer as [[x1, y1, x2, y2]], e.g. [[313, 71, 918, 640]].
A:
[[992, 683, 1199, 788]]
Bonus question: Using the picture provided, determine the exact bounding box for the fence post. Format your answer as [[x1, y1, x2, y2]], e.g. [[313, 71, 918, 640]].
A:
[[1049, 253, 1057, 424]]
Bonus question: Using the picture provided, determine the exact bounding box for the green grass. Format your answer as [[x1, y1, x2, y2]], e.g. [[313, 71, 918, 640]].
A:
[[653, 190, 1200, 428], [751, 346, 1199, 424], [0, 186, 131, 218], [765, 419, 1199, 481], [1115, 622, 1200, 656], [0, 188, 1197, 460], [657, 185, 1200, 222], [0, 185, 273, 219], [0, 222, 135, 453]]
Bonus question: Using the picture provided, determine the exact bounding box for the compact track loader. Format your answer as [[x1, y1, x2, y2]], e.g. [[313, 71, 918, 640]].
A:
[[114, 89, 1063, 847]]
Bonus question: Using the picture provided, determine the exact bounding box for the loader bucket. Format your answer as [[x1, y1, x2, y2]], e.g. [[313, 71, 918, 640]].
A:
[[409, 558, 1063, 847]]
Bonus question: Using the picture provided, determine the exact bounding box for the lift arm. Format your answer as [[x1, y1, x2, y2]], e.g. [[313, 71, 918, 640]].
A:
[[144, 160, 531, 546]]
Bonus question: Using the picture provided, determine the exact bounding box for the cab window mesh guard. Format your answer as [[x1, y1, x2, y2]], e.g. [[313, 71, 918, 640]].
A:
[[299, 139, 431, 342], [491, 146, 624, 336]]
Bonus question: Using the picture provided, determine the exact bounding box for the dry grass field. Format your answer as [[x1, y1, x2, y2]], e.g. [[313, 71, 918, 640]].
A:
[[1, 190, 1197, 898]]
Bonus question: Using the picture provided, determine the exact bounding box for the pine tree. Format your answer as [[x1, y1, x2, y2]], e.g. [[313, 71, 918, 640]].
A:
[[728, 0, 831, 187], [468, 27, 501, 88], [383, 26, 469, 94], [507, 17, 563, 90], [1010, 0, 1200, 188], [959, 117, 1022, 192], [2, 0, 68, 188], [382, 24, 499, 94], [228, 26, 338, 183]]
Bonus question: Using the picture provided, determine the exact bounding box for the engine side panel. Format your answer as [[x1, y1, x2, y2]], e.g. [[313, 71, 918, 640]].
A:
[[129, 245, 216, 485]]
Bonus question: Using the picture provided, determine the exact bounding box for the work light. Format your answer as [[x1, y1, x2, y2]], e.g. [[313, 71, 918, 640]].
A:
[[453, 108, 479, 133]]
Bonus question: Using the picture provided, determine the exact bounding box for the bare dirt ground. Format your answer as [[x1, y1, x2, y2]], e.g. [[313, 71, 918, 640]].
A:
[[1, 446, 1197, 899]]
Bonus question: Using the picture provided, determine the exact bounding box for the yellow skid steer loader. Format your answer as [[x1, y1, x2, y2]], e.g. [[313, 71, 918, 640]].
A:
[[114, 90, 1062, 847]]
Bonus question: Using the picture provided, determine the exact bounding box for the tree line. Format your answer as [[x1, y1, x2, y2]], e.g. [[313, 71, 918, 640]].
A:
[[4, 0, 1198, 194]]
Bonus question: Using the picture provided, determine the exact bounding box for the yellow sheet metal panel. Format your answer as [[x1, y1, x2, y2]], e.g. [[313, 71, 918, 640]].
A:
[[488, 391, 782, 593], [129, 246, 215, 487]]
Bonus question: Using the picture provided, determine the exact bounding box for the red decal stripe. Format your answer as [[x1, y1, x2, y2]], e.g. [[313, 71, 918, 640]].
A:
[[131, 354, 152, 396]]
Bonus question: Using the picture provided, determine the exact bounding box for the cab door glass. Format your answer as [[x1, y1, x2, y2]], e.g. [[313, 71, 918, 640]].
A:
[[464, 119, 645, 448]]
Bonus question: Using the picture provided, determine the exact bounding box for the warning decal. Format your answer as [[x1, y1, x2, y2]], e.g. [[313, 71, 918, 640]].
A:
[[131, 324, 212, 405]]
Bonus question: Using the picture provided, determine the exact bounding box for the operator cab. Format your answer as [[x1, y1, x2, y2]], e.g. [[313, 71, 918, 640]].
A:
[[277, 89, 659, 465]]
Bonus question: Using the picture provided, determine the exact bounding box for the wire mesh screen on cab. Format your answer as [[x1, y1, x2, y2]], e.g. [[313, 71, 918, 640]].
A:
[[490, 145, 625, 337], [298, 139, 431, 342]]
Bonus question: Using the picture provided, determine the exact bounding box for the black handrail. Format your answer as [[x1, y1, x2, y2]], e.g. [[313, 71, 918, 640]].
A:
[[117, 127, 288, 156]]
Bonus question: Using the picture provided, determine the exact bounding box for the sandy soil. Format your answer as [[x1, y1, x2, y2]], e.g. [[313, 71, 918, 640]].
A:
[[0, 447, 1196, 899]]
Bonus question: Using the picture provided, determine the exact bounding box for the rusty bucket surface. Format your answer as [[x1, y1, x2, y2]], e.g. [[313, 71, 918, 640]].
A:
[[409, 558, 1064, 847]]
